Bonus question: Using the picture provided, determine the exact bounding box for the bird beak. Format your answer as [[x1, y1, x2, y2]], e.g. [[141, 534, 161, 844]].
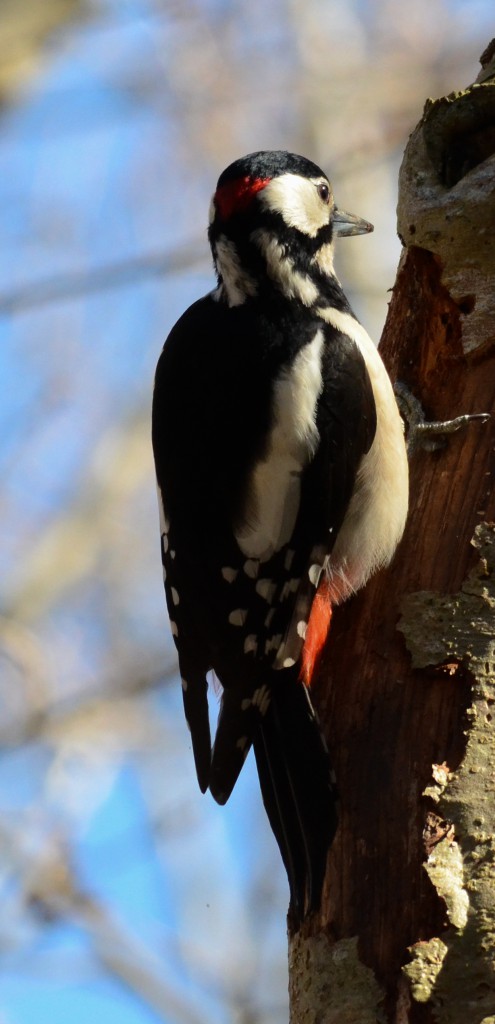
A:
[[332, 208, 374, 237]]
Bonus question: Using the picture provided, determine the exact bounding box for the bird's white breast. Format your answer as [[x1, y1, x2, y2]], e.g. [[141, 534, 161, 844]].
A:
[[316, 306, 409, 602]]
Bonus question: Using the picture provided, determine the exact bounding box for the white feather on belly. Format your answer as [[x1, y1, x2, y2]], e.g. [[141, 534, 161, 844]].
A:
[[317, 306, 409, 602]]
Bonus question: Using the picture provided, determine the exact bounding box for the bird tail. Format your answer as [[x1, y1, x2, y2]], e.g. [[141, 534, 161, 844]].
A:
[[253, 678, 337, 923], [208, 674, 337, 922]]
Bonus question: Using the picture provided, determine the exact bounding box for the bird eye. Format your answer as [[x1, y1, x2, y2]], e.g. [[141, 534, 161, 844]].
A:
[[317, 182, 330, 204]]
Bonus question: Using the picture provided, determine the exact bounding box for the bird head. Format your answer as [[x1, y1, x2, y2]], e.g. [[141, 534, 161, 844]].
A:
[[208, 151, 373, 307]]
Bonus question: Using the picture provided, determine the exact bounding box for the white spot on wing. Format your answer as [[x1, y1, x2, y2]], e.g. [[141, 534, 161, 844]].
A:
[[265, 634, 282, 655], [256, 578, 277, 603], [243, 559, 259, 579], [252, 685, 270, 716], [244, 634, 258, 654], [283, 657, 296, 669], [170, 620, 178, 637], [181, 678, 188, 691], [284, 548, 295, 571], [297, 620, 307, 639], [309, 563, 322, 587], [229, 608, 248, 627], [171, 587, 180, 606], [281, 578, 299, 601], [222, 567, 238, 583]]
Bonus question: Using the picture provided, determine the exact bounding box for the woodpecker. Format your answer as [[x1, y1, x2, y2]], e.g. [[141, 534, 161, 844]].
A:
[[152, 151, 409, 921]]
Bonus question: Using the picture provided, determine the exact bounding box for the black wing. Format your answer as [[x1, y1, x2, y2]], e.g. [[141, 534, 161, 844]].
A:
[[152, 297, 376, 917]]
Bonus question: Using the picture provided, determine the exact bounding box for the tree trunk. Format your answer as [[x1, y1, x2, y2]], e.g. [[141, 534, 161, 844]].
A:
[[288, 41, 495, 1024]]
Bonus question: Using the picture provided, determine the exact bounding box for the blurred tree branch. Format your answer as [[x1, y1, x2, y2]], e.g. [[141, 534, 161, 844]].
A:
[[0, 0, 85, 103], [0, 241, 207, 314], [0, 822, 213, 1024]]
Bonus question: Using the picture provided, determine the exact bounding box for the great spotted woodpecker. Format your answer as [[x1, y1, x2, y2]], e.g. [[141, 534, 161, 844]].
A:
[[152, 151, 409, 920]]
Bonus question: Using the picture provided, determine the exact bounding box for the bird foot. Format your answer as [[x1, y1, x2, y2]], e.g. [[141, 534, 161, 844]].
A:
[[394, 381, 490, 456]]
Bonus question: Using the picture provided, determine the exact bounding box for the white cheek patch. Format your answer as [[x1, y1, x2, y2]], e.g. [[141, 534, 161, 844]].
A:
[[235, 330, 324, 560], [261, 173, 330, 238]]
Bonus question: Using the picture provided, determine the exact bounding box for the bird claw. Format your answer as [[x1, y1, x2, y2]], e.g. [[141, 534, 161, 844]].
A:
[[394, 381, 490, 455]]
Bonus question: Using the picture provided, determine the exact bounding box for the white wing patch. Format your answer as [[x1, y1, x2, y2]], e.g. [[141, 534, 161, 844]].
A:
[[235, 330, 324, 561]]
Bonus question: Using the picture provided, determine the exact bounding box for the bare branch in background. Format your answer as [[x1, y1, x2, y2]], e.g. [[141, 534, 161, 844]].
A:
[[0, 823, 214, 1024], [0, 241, 207, 314]]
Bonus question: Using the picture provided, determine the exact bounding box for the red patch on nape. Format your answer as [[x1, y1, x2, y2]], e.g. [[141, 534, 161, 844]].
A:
[[300, 578, 333, 688], [214, 175, 271, 220]]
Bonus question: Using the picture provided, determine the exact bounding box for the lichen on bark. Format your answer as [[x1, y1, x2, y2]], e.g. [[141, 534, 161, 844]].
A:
[[288, 934, 386, 1024], [399, 524, 495, 1021]]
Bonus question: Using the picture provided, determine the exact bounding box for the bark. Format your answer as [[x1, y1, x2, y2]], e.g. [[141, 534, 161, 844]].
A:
[[288, 42, 495, 1024]]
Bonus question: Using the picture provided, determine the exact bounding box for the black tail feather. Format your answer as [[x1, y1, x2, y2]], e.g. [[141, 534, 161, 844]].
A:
[[253, 719, 308, 919], [207, 672, 337, 920], [209, 687, 257, 804], [253, 679, 337, 922], [181, 669, 211, 793]]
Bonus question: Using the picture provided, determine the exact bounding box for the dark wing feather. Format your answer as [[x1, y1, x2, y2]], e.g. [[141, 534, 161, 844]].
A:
[[152, 296, 376, 918]]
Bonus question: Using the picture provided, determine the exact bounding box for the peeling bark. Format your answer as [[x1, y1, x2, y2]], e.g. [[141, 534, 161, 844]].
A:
[[288, 42, 495, 1024]]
